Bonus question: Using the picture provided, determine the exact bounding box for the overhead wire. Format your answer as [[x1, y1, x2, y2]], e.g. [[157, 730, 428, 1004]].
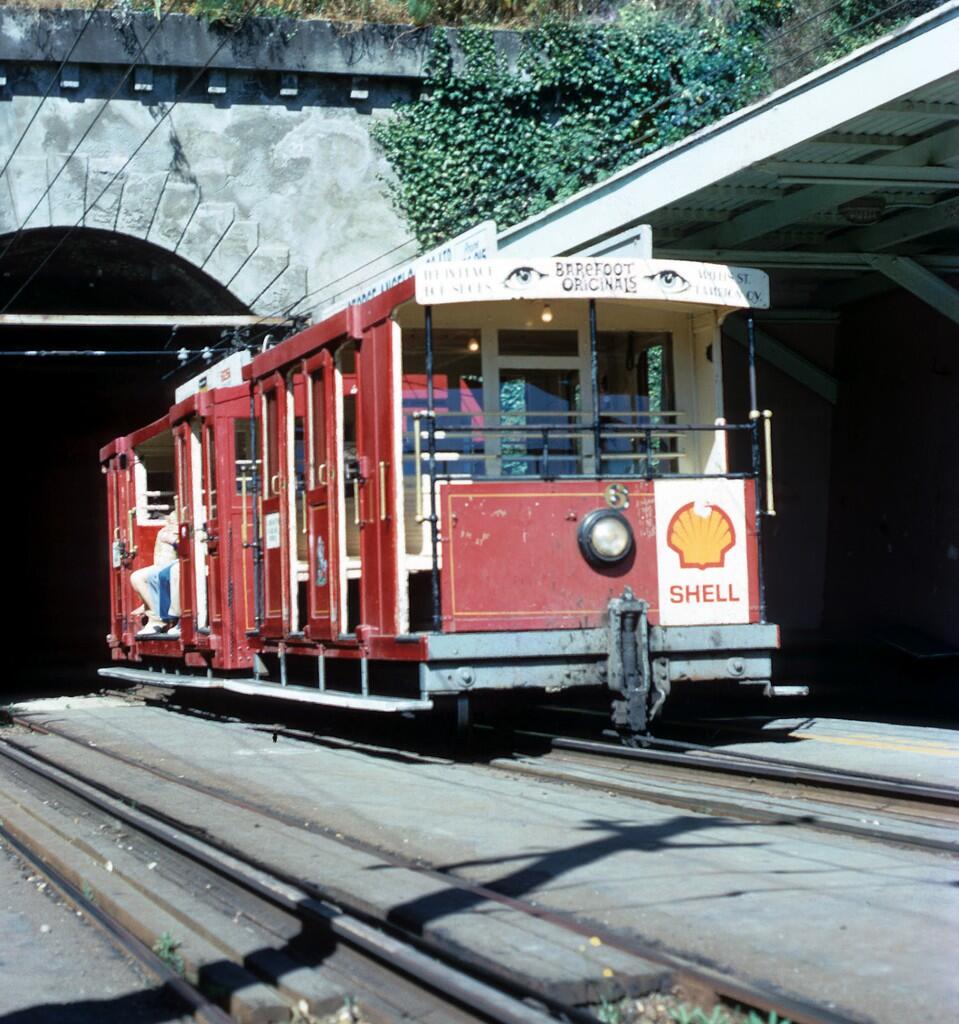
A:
[[772, 0, 929, 76], [246, 0, 921, 346], [0, 0, 106, 184], [0, 0, 182, 269], [0, 348, 217, 357], [232, 0, 912, 356], [4, 0, 924, 358], [0, 0, 263, 317]]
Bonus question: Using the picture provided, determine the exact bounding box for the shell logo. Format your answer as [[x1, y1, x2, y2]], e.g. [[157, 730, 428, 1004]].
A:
[[666, 501, 736, 570]]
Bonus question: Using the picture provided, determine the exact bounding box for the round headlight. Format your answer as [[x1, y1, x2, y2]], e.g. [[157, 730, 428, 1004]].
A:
[[578, 509, 634, 566]]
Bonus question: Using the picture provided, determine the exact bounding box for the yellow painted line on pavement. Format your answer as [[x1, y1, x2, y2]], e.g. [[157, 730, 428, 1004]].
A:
[[789, 732, 959, 758]]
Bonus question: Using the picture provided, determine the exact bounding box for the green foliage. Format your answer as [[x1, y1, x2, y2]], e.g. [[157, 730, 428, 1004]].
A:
[[372, 5, 782, 247], [372, 0, 940, 247], [598, 997, 625, 1024], [153, 931, 185, 975]]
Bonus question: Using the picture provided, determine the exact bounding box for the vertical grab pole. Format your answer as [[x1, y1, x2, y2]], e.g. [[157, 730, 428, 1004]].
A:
[[249, 390, 264, 630], [425, 305, 441, 631], [746, 314, 767, 623], [589, 299, 601, 477]]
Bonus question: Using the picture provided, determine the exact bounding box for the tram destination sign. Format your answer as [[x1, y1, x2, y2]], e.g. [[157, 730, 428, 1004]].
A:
[[415, 257, 769, 309]]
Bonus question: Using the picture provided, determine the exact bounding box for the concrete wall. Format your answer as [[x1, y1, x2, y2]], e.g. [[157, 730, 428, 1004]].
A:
[[0, 10, 517, 314], [824, 286, 959, 647]]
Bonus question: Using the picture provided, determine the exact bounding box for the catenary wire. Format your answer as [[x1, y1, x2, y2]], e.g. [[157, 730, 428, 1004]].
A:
[[0, 0, 106, 184], [0, 0, 263, 317], [164, 236, 420, 380], [0, 0, 182, 269], [0, 349, 219, 357], [773, 0, 928, 75], [4, 0, 923, 342], [229, 0, 923, 354]]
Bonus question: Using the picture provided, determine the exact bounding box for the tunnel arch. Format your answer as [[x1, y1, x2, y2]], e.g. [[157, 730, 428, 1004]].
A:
[[0, 227, 251, 316], [0, 228, 256, 687]]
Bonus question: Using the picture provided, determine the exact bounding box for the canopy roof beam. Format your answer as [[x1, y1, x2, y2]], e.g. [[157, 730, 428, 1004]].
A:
[[829, 194, 959, 251], [658, 249, 959, 271], [723, 315, 838, 404], [678, 123, 959, 250], [866, 255, 959, 325]]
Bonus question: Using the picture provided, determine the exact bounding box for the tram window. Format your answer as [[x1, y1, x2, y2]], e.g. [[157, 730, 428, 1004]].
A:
[[294, 416, 307, 561], [402, 328, 484, 476], [204, 427, 217, 522], [234, 419, 258, 496], [310, 371, 327, 487], [498, 330, 578, 358], [500, 369, 581, 476], [597, 332, 676, 476], [134, 431, 175, 521], [264, 391, 280, 496]]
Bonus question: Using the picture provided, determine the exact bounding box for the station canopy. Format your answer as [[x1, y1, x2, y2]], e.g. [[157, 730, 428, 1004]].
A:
[[496, 1, 959, 342]]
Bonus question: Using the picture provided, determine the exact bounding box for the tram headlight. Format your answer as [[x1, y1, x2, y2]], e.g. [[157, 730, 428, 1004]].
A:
[[578, 509, 634, 566]]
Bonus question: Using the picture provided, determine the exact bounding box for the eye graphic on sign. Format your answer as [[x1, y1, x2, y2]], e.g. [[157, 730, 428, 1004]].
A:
[[503, 266, 547, 290], [645, 269, 690, 295], [667, 501, 735, 569]]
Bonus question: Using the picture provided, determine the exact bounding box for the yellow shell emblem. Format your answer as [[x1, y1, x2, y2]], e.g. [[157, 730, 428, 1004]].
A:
[[667, 501, 736, 569]]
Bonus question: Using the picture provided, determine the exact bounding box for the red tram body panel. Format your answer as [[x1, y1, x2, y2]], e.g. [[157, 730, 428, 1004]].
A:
[[99, 255, 784, 735]]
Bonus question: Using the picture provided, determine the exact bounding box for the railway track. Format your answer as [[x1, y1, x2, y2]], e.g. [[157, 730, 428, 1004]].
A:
[[0, 739, 568, 1024], [491, 733, 959, 856], [2, 713, 862, 1024]]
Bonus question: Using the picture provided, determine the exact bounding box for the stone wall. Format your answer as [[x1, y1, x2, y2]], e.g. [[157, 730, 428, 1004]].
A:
[[0, 10, 516, 314]]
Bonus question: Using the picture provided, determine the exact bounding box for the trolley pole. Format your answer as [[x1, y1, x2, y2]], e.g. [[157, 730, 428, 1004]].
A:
[[424, 305, 441, 631], [589, 299, 601, 476], [746, 314, 767, 622]]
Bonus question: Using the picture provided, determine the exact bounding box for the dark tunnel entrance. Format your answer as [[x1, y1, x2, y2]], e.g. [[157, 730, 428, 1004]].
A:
[[0, 228, 252, 690]]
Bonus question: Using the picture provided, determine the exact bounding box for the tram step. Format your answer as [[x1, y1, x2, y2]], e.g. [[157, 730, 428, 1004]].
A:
[[98, 666, 434, 712]]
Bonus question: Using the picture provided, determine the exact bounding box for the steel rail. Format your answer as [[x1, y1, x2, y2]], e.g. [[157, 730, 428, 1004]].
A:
[[0, 820, 232, 1024], [0, 737, 576, 1024], [551, 736, 959, 807], [7, 716, 860, 1024]]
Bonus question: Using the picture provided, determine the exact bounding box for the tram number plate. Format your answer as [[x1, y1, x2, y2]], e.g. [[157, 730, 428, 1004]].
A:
[[265, 512, 281, 550]]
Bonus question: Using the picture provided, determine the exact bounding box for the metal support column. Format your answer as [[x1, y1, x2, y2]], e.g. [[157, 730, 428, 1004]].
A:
[[589, 299, 601, 476], [746, 315, 767, 622], [424, 305, 441, 631], [249, 392, 264, 630]]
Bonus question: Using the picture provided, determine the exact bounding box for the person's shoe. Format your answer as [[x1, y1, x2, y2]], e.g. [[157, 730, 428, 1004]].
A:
[[137, 623, 165, 637], [164, 625, 181, 638]]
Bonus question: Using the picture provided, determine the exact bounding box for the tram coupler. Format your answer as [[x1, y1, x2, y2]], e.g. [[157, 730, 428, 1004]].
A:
[[607, 588, 654, 744]]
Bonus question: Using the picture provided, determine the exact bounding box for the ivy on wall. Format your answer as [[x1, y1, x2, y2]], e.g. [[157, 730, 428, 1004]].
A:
[[371, 0, 938, 248]]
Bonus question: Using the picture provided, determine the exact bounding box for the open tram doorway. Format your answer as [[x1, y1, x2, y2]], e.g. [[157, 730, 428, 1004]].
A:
[[0, 227, 249, 690]]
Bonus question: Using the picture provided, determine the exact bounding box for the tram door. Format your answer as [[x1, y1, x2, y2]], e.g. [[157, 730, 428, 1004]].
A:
[[173, 422, 197, 646], [259, 375, 289, 637], [305, 352, 339, 640], [336, 341, 363, 635], [104, 449, 131, 643], [201, 422, 222, 632]]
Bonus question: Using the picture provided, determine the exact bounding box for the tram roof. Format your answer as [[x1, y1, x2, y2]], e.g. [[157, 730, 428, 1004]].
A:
[[494, 2, 959, 326]]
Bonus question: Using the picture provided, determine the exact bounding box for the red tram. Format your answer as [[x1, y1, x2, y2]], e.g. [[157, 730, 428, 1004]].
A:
[[100, 256, 785, 739]]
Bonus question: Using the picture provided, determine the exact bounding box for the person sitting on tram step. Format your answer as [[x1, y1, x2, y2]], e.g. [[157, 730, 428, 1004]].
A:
[[131, 511, 179, 637]]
